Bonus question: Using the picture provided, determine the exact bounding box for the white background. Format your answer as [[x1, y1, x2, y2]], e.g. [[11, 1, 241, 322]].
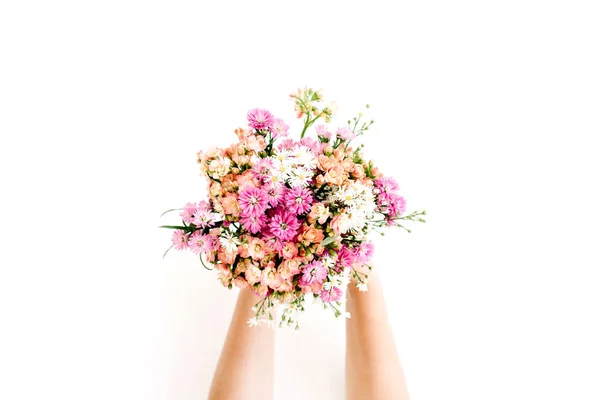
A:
[[1, 1, 599, 399]]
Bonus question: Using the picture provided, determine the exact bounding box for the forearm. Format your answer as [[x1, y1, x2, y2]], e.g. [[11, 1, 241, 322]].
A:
[[345, 271, 409, 400], [208, 289, 275, 400]]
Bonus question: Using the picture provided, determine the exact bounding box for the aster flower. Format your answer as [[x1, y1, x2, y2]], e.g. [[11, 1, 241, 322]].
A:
[[337, 245, 357, 268], [299, 261, 327, 286], [179, 202, 198, 225], [374, 176, 400, 195], [251, 158, 274, 182], [271, 118, 289, 138], [336, 126, 355, 140], [320, 286, 343, 303], [247, 108, 275, 130], [192, 208, 214, 228], [285, 186, 313, 215], [188, 231, 211, 254], [219, 231, 240, 253], [269, 211, 301, 241], [264, 183, 284, 206], [238, 187, 269, 218], [288, 166, 314, 188], [171, 230, 190, 250], [354, 241, 374, 264], [315, 124, 332, 140], [240, 214, 267, 234]]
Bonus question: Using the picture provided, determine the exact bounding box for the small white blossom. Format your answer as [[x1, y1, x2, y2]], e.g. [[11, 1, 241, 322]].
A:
[[219, 231, 240, 253], [357, 283, 369, 292]]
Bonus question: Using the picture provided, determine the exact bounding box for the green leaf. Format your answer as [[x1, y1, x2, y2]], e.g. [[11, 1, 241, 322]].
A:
[[321, 237, 336, 247]]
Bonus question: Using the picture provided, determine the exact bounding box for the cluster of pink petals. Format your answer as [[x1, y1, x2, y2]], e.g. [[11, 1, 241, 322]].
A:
[[238, 187, 270, 218], [284, 186, 314, 215], [268, 210, 301, 242], [375, 176, 406, 222], [247, 108, 275, 130], [299, 261, 328, 286]]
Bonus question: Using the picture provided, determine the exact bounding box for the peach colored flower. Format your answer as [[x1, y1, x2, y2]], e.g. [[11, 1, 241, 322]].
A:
[[218, 249, 236, 264], [324, 165, 347, 185], [277, 262, 293, 280], [221, 174, 238, 193], [342, 159, 355, 172], [236, 170, 259, 190], [245, 263, 262, 285], [221, 194, 241, 217], [281, 291, 296, 302], [308, 203, 331, 225], [317, 155, 335, 171], [298, 225, 324, 245], [245, 135, 266, 152], [233, 277, 249, 289], [234, 259, 248, 275], [210, 181, 222, 197], [253, 283, 269, 298], [217, 268, 233, 287], [235, 127, 250, 140], [261, 266, 282, 289], [330, 213, 352, 235], [351, 164, 366, 179], [248, 238, 266, 260], [283, 258, 303, 276], [281, 242, 298, 259], [277, 279, 294, 293]]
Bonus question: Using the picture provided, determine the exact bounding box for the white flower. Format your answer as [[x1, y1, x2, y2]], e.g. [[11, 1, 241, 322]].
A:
[[219, 231, 240, 253], [247, 317, 260, 327], [357, 283, 368, 292], [288, 166, 314, 187], [322, 281, 332, 290], [292, 146, 317, 169], [344, 312, 351, 319], [322, 256, 336, 269]]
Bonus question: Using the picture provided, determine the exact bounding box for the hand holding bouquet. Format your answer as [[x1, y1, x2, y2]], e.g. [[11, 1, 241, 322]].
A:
[[161, 88, 425, 328]]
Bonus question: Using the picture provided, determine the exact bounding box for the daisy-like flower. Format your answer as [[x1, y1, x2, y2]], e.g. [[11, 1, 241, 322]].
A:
[[172, 230, 190, 250], [188, 231, 210, 254], [264, 183, 284, 207], [240, 214, 267, 234], [251, 158, 274, 182], [320, 286, 343, 303], [337, 245, 357, 268], [315, 124, 332, 140], [269, 211, 301, 241], [288, 166, 314, 188], [192, 208, 214, 228], [271, 118, 289, 138], [299, 261, 327, 286], [238, 187, 269, 218], [336, 126, 355, 140], [354, 241, 374, 264], [247, 108, 274, 130], [180, 202, 198, 225], [219, 231, 240, 253], [285, 186, 313, 215]]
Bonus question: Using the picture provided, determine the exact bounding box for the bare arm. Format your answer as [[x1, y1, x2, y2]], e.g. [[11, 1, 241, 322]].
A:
[[208, 288, 275, 400], [345, 270, 410, 400]]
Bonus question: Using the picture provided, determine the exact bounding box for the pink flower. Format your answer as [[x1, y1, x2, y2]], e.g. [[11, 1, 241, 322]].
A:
[[280, 242, 298, 259], [251, 158, 274, 182], [269, 211, 301, 241], [171, 230, 189, 250], [264, 183, 284, 207], [284, 186, 313, 215], [299, 261, 328, 286], [192, 208, 214, 228], [263, 234, 284, 253], [337, 245, 357, 268], [247, 108, 275, 130], [277, 138, 296, 151], [320, 286, 342, 303], [188, 231, 211, 254], [180, 202, 198, 225], [375, 176, 400, 194], [248, 238, 267, 260], [336, 126, 355, 140], [261, 266, 283, 289], [238, 187, 269, 217], [299, 137, 319, 154], [271, 118, 289, 138], [315, 124, 332, 140], [240, 213, 267, 234], [354, 241, 374, 264]]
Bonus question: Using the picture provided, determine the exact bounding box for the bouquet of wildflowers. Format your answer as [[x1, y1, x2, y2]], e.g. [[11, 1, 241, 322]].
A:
[[161, 88, 425, 328]]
